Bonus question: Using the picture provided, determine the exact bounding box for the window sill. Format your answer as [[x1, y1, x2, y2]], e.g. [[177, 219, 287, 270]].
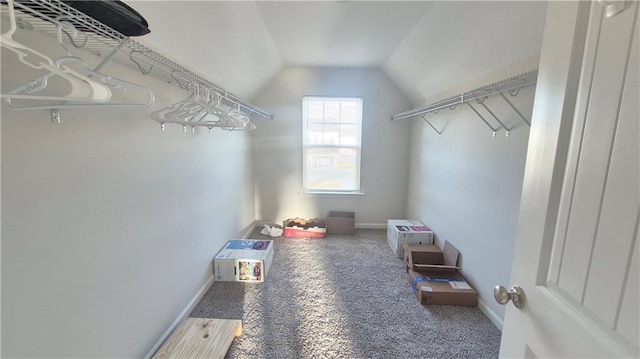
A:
[[299, 190, 365, 197]]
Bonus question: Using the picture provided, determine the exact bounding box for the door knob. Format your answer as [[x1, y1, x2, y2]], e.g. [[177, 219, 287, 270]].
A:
[[494, 285, 526, 309]]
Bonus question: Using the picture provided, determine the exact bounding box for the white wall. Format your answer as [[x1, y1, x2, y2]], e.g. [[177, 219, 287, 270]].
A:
[[1, 30, 255, 357], [383, 1, 547, 103], [406, 63, 537, 326], [130, 1, 284, 100], [252, 67, 412, 225]]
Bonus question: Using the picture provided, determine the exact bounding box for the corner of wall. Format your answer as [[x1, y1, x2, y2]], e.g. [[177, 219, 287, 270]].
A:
[[143, 221, 258, 358], [143, 275, 216, 359]]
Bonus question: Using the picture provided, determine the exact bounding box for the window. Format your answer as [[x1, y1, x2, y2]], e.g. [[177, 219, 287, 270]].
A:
[[302, 96, 363, 192]]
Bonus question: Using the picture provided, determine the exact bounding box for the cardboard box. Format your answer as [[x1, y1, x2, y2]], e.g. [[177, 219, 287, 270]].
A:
[[406, 241, 477, 306], [283, 218, 327, 238], [415, 275, 478, 306], [403, 243, 442, 271], [387, 219, 433, 258], [408, 269, 465, 292], [408, 269, 477, 305], [408, 269, 429, 292], [214, 239, 274, 283], [284, 227, 326, 238], [326, 211, 355, 235], [403, 241, 460, 272]]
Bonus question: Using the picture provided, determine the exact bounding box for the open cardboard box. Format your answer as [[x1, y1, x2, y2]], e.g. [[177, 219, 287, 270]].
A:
[[283, 217, 327, 238], [403, 243, 443, 272], [403, 241, 460, 272], [326, 211, 355, 235], [405, 241, 477, 306]]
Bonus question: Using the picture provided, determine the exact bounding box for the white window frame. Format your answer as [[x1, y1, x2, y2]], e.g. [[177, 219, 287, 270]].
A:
[[302, 96, 363, 194]]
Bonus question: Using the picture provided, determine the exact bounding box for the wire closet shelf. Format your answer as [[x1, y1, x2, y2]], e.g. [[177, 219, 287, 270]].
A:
[[0, 0, 272, 129], [392, 70, 538, 136]]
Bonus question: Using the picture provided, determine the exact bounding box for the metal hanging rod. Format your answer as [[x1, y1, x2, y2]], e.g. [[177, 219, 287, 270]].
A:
[[1, 0, 273, 122], [391, 70, 538, 122]]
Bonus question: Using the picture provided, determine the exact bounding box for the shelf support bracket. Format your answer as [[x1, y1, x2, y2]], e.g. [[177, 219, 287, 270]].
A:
[[421, 113, 443, 136], [94, 41, 126, 72], [478, 100, 511, 136], [497, 91, 531, 127], [466, 102, 498, 137]]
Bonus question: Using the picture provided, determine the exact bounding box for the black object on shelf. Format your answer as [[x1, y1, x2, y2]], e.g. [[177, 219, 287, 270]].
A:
[[61, 0, 150, 37], [1, 0, 151, 36]]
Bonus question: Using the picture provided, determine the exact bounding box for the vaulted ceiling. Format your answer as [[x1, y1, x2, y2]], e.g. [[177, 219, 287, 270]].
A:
[[130, 1, 547, 104]]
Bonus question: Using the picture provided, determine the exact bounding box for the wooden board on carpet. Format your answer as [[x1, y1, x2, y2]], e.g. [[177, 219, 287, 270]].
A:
[[152, 318, 242, 359]]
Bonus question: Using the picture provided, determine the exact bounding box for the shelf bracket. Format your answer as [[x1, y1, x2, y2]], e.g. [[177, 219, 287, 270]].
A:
[[421, 113, 443, 136], [497, 91, 531, 127], [477, 99, 511, 136], [466, 102, 498, 137], [94, 41, 126, 72]]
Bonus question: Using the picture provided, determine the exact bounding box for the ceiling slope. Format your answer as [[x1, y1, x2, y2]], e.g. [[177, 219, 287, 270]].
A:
[[383, 1, 547, 103], [127, 1, 546, 105], [254, 1, 433, 67], [129, 1, 284, 100]]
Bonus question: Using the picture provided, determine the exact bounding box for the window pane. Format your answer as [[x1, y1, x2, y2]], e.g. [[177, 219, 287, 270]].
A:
[[340, 101, 359, 123], [339, 124, 358, 145], [324, 101, 340, 123], [307, 101, 324, 122], [304, 147, 359, 191], [322, 124, 340, 145], [306, 124, 324, 144]]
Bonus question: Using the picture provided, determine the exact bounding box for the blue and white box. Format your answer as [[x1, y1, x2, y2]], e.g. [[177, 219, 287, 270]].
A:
[[214, 239, 274, 283]]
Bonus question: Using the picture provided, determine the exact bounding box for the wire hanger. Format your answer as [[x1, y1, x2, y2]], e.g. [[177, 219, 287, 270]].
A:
[[1, 1, 113, 103], [1, 0, 271, 127], [4, 21, 155, 111], [152, 83, 256, 132]]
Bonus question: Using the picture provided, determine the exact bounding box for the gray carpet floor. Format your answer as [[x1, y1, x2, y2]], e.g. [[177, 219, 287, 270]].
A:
[[190, 229, 501, 358]]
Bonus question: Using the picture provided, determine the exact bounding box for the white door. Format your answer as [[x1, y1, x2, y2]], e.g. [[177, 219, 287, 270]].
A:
[[499, 1, 639, 358]]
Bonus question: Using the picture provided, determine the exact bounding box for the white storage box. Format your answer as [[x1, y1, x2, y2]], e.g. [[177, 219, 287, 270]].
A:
[[214, 239, 274, 283], [387, 219, 433, 258]]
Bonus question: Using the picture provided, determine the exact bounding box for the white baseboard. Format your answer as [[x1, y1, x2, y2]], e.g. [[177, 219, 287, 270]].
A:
[[355, 222, 386, 229], [239, 220, 260, 239], [478, 297, 503, 331], [253, 221, 386, 230], [144, 222, 262, 358], [144, 274, 215, 359]]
